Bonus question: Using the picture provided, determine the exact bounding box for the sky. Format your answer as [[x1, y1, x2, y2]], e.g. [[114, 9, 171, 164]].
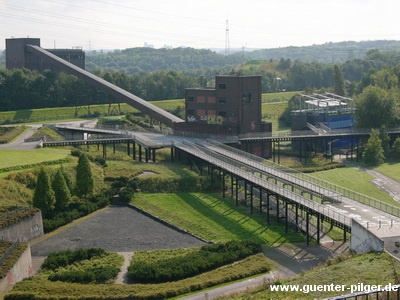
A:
[[1, 0, 400, 51]]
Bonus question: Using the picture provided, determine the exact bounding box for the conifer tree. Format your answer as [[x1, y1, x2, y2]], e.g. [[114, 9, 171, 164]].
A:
[[33, 168, 55, 212], [363, 129, 385, 165], [75, 153, 94, 200], [52, 168, 71, 211]]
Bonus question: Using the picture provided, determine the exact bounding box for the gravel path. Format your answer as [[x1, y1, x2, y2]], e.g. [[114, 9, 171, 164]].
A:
[[31, 205, 206, 256]]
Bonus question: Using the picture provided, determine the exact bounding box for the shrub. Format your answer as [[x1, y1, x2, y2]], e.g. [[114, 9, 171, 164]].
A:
[[128, 240, 262, 283], [42, 248, 107, 270], [47, 266, 119, 284]]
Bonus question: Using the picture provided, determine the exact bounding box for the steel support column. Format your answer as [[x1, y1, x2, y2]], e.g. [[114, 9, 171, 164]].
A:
[[306, 212, 310, 246], [285, 201, 288, 234], [250, 185, 253, 214]]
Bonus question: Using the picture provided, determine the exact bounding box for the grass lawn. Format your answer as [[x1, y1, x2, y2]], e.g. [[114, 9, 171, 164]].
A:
[[229, 252, 400, 299], [370, 161, 400, 183], [105, 160, 193, 179], [131, 193, 305, 244], [262, 91, 301, 103], [262, 102, 290, 131], [310, 166, 398, 206], [0, 149, 69, 170]]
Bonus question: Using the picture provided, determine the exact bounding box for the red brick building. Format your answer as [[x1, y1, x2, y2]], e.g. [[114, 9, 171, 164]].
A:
[[182, 75, 270, 135]]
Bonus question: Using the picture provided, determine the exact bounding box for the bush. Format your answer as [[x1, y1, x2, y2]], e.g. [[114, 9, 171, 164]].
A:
[[47, 266, 119, 284], [42, 248, 107, 270], [128, 240, 261, 283], [43, 193, 110, 233], [71, 150, 107, 167]]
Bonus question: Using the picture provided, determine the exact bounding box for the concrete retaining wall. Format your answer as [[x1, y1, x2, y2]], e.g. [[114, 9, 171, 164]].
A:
[[0, 211, 44, 242], [0, 244, 33, 294], [350, 219, 384, 253]]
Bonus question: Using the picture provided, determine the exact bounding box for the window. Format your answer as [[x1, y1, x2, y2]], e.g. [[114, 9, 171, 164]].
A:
[[218, 111, 227, 117], [207, 96, 216, 104], [186, 96, 195, 102], [218, 97, 227, 104], [218, 83, 227, 90], [242, 91, 252, 103], [197, 96, 206, 103], [187, 109, 194, 116], [197, 109, 206, 116], [208, 109, 216, 116]]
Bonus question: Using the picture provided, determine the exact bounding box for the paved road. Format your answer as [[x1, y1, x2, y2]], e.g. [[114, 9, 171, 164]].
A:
[[0, 124, 42, 150]]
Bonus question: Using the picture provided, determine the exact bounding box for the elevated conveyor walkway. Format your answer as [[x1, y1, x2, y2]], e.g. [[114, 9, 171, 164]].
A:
[[26, 45, 185, 129]]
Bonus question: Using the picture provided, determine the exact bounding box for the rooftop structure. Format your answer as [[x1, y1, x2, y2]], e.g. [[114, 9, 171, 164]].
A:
[[292, 93, 355, 131], [297, 93, 354, 114]]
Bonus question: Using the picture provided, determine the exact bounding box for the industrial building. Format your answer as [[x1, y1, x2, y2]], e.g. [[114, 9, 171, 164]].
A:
[[183, 75, 271, 135], [5, 38, 271, 142], [6, 38, 85, 71], [292, 93, 355, 132]]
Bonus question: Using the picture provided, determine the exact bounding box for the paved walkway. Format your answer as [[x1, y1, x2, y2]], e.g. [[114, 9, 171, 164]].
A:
[[344, 160, 400, 204]]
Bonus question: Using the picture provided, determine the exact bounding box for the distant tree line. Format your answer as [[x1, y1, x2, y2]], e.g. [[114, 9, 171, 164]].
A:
[[0, 68, 204, 111], [2, 47, 400, 112]]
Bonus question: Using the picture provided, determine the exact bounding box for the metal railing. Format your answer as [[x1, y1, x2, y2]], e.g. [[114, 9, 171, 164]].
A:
[[176, 140, 351, 227], [0, 240, 20, 266], [205, 140, 342, 203], [208, 140, 400, 219]]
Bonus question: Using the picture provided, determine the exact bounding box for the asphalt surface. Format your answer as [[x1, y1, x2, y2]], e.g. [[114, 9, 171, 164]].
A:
[[30, 205, 206, 256]]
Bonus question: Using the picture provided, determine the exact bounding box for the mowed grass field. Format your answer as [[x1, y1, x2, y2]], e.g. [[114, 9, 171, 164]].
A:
[[310, 166, 398, 206], [0, 149, 69, 170], [131, 193, 305, 244], [371, 161, 400, 183], [0, 92, 297, 125]]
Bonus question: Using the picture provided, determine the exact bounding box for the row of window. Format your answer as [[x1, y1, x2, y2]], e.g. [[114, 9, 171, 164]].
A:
[[186, 92, 252, 104], [187, 96, 227, 104], [187, 109, 227, 117]]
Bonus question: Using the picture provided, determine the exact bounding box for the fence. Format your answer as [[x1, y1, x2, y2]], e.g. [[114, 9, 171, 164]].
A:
[[207, 140, 400, 219], [0, 239, 20, 266]]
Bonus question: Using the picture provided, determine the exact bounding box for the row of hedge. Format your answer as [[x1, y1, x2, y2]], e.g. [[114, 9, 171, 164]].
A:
[[297, 163, 345, 173], [42, 195, 109, 233], [128, 240, 262, 283], [0, 158, 70, 173], [0, 242, 28, 280], [5, 254, 270, 299], [42, 248, 108, 270], [0, 208, 40, 230], [41, 248, 121, 284]]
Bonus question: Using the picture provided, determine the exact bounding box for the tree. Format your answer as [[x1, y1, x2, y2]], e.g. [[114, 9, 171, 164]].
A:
[[363, 129, 385, 165], [333, 65, 346, 96], [391, 137, 400, 158], [75, 153, 94, 200], [379, 126, 391, 155], [52, 168, 71, 211], [33, 168, 55, 212], [355, 86, 397, 128]]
